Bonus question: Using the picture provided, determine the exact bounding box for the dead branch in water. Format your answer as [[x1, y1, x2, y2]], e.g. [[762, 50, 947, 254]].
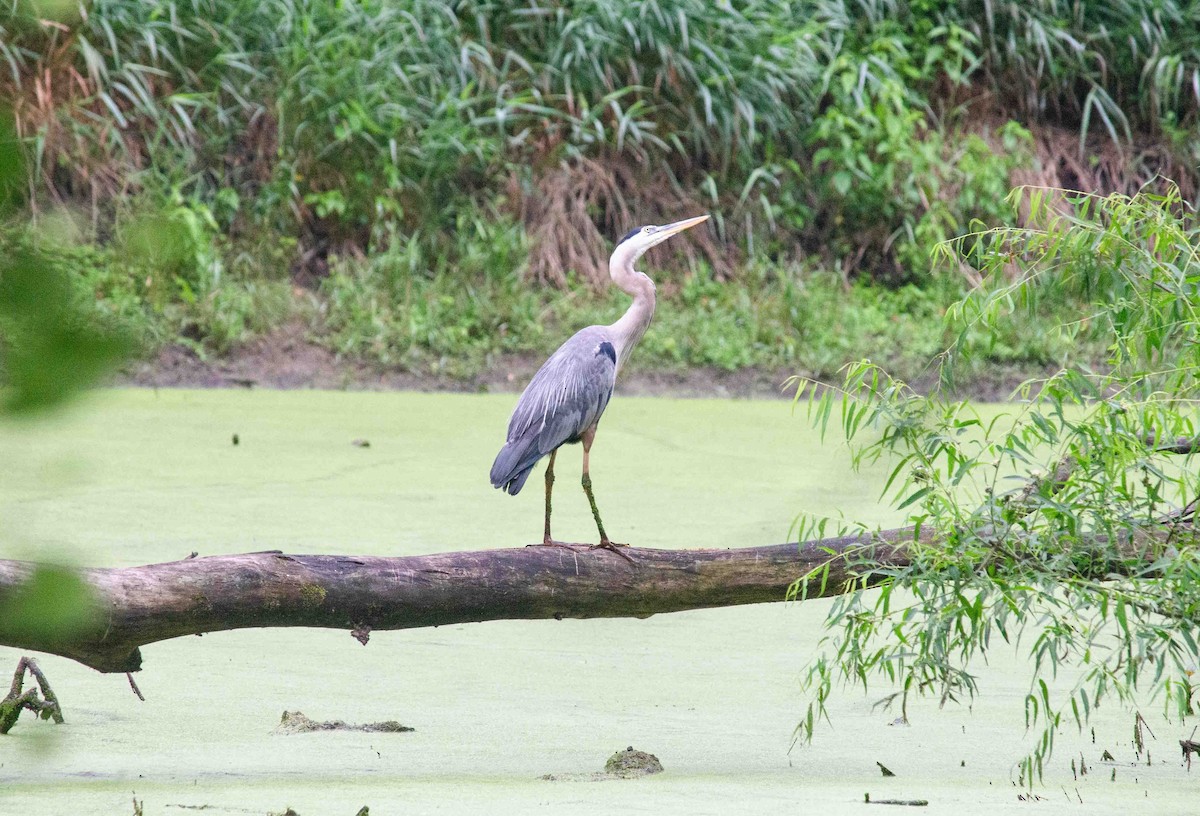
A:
[[0, 656, 64, 733]]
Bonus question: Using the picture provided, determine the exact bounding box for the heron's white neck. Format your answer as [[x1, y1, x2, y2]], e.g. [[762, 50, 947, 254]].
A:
[[606, 253, 656, 371]]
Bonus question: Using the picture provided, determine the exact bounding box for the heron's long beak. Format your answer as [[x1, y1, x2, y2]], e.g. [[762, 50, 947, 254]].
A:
[[656, 214, 710, 240]]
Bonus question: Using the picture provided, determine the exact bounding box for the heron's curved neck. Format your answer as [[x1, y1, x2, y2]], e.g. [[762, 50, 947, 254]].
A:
[[607, 254, 656, 371]]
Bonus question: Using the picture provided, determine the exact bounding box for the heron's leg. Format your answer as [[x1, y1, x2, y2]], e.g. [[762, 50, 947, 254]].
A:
[[581, 429, 633, 563], [531, 452, 581, 552], [543, 450, 557, 545], [580, 427, 608, 542]]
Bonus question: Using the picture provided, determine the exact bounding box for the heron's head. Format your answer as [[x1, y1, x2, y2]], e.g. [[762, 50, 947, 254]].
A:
[[611, 214, 710, 271]]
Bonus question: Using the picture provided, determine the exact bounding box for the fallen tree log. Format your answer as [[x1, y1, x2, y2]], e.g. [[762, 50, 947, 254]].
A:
[[0, 531, 918, 674], [1, 515, 1190, 675]]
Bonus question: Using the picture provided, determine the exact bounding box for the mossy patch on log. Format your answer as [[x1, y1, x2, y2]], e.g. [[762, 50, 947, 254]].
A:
[[299, 584, 327, 607]]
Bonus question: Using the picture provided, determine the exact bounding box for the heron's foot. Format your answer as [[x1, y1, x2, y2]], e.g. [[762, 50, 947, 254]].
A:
[[590, 539, 635, 564], [529, 538, 586, 552]]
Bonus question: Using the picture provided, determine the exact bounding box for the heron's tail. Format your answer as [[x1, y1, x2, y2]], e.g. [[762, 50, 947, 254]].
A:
[[490, 439, 541, 495]]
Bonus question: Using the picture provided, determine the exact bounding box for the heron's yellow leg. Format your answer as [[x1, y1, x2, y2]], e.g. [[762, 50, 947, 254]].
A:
[[531, 451, 582, 552], [543, 450, 557, 545], [580, 431, 633, 563], [573, 429, 633, 562], [580, 428, 610, 545]]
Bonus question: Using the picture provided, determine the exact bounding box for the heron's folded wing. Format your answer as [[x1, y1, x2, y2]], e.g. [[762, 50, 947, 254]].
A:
[[506, 331, 617, 455]]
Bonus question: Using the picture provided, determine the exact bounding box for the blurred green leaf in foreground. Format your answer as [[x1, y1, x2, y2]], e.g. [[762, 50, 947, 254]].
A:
[[0, 564, 96, 644], [0, 106, 133, 415]]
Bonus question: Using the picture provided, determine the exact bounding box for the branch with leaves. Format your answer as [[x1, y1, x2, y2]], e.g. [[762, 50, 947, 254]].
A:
[[793, 184, 1200, 785]]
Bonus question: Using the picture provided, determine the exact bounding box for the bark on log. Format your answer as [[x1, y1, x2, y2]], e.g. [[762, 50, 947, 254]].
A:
[[0, 531, 918, 674]]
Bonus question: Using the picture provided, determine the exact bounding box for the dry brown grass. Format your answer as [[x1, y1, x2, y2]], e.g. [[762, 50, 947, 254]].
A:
[[961, 88, 1198, 213], [518, 154, 730, 290], [3, 16, 278, 235], [3, 18, 141, 216], [1015, 124, 1195, 202]]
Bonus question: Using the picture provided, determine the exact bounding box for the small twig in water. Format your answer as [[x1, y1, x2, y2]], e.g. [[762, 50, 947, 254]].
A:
[[1134, 711, 1155, 755], [127, 672, 145, 701], [1180, 735, 1200, 770]]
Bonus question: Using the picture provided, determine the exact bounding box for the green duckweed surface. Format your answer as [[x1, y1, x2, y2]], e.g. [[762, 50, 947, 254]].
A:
[[0, 390, 1194, 815]]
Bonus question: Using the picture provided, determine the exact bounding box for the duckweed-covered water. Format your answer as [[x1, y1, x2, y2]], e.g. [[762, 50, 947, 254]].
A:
[[0, 390, 1194, 814]]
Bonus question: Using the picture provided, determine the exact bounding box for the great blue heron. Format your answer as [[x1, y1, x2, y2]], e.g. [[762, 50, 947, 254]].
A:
[[490, 214, 710, 553]]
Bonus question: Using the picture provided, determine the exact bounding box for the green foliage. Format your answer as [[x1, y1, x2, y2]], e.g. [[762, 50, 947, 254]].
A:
[[640, 268, 786, 371], [123, 192, 298, 353], [0, 111, 132, 414], [482, 0, 819, 163], [320, 234, 1095, 382], [319, 209, 532, 374], [7, 0, 1197, 282], [810, 72, 1031, 278], [795, 185, 1200, 781], [959, 0, 1200, 142], [0, 564, 95, 642], [0, 236, 133, 414], [802, 0, 1200, 141], [269, 0, 509, 241], [15, 199, 296, 358]]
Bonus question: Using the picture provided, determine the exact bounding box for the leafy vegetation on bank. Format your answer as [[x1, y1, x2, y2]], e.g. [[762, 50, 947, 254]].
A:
[[0, 0, 1196, 376], [34, 222, 1097, 382]]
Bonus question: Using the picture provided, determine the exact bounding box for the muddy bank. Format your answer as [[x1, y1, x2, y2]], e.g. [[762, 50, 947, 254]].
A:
[[115, 326, 1042, 402]]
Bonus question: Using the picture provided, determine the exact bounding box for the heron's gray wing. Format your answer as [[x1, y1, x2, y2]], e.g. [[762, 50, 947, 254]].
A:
[[490, 328, 617, 495]]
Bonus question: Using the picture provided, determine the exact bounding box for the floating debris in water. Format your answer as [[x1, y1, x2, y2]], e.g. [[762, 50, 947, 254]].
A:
[[275, 710, 412, 734], [604, 746, 663, 778], [540, 745, 664, 782], [865, 793, 928, 806]]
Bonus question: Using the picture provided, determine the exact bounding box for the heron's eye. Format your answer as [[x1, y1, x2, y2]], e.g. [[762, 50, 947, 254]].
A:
[[643, 227, 652, 234]]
